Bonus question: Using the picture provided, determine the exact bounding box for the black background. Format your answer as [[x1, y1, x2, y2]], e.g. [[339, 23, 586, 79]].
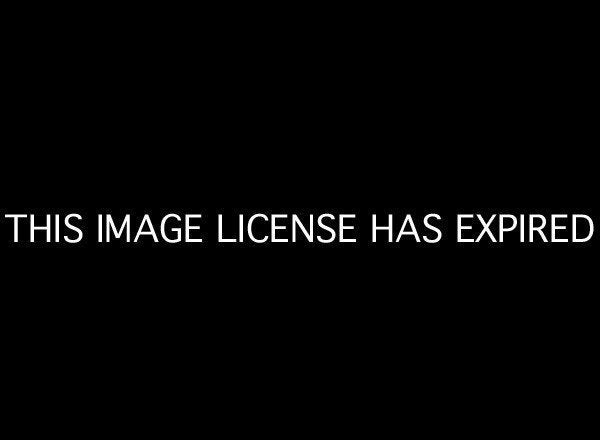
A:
[[1, 6, 597, 434]]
